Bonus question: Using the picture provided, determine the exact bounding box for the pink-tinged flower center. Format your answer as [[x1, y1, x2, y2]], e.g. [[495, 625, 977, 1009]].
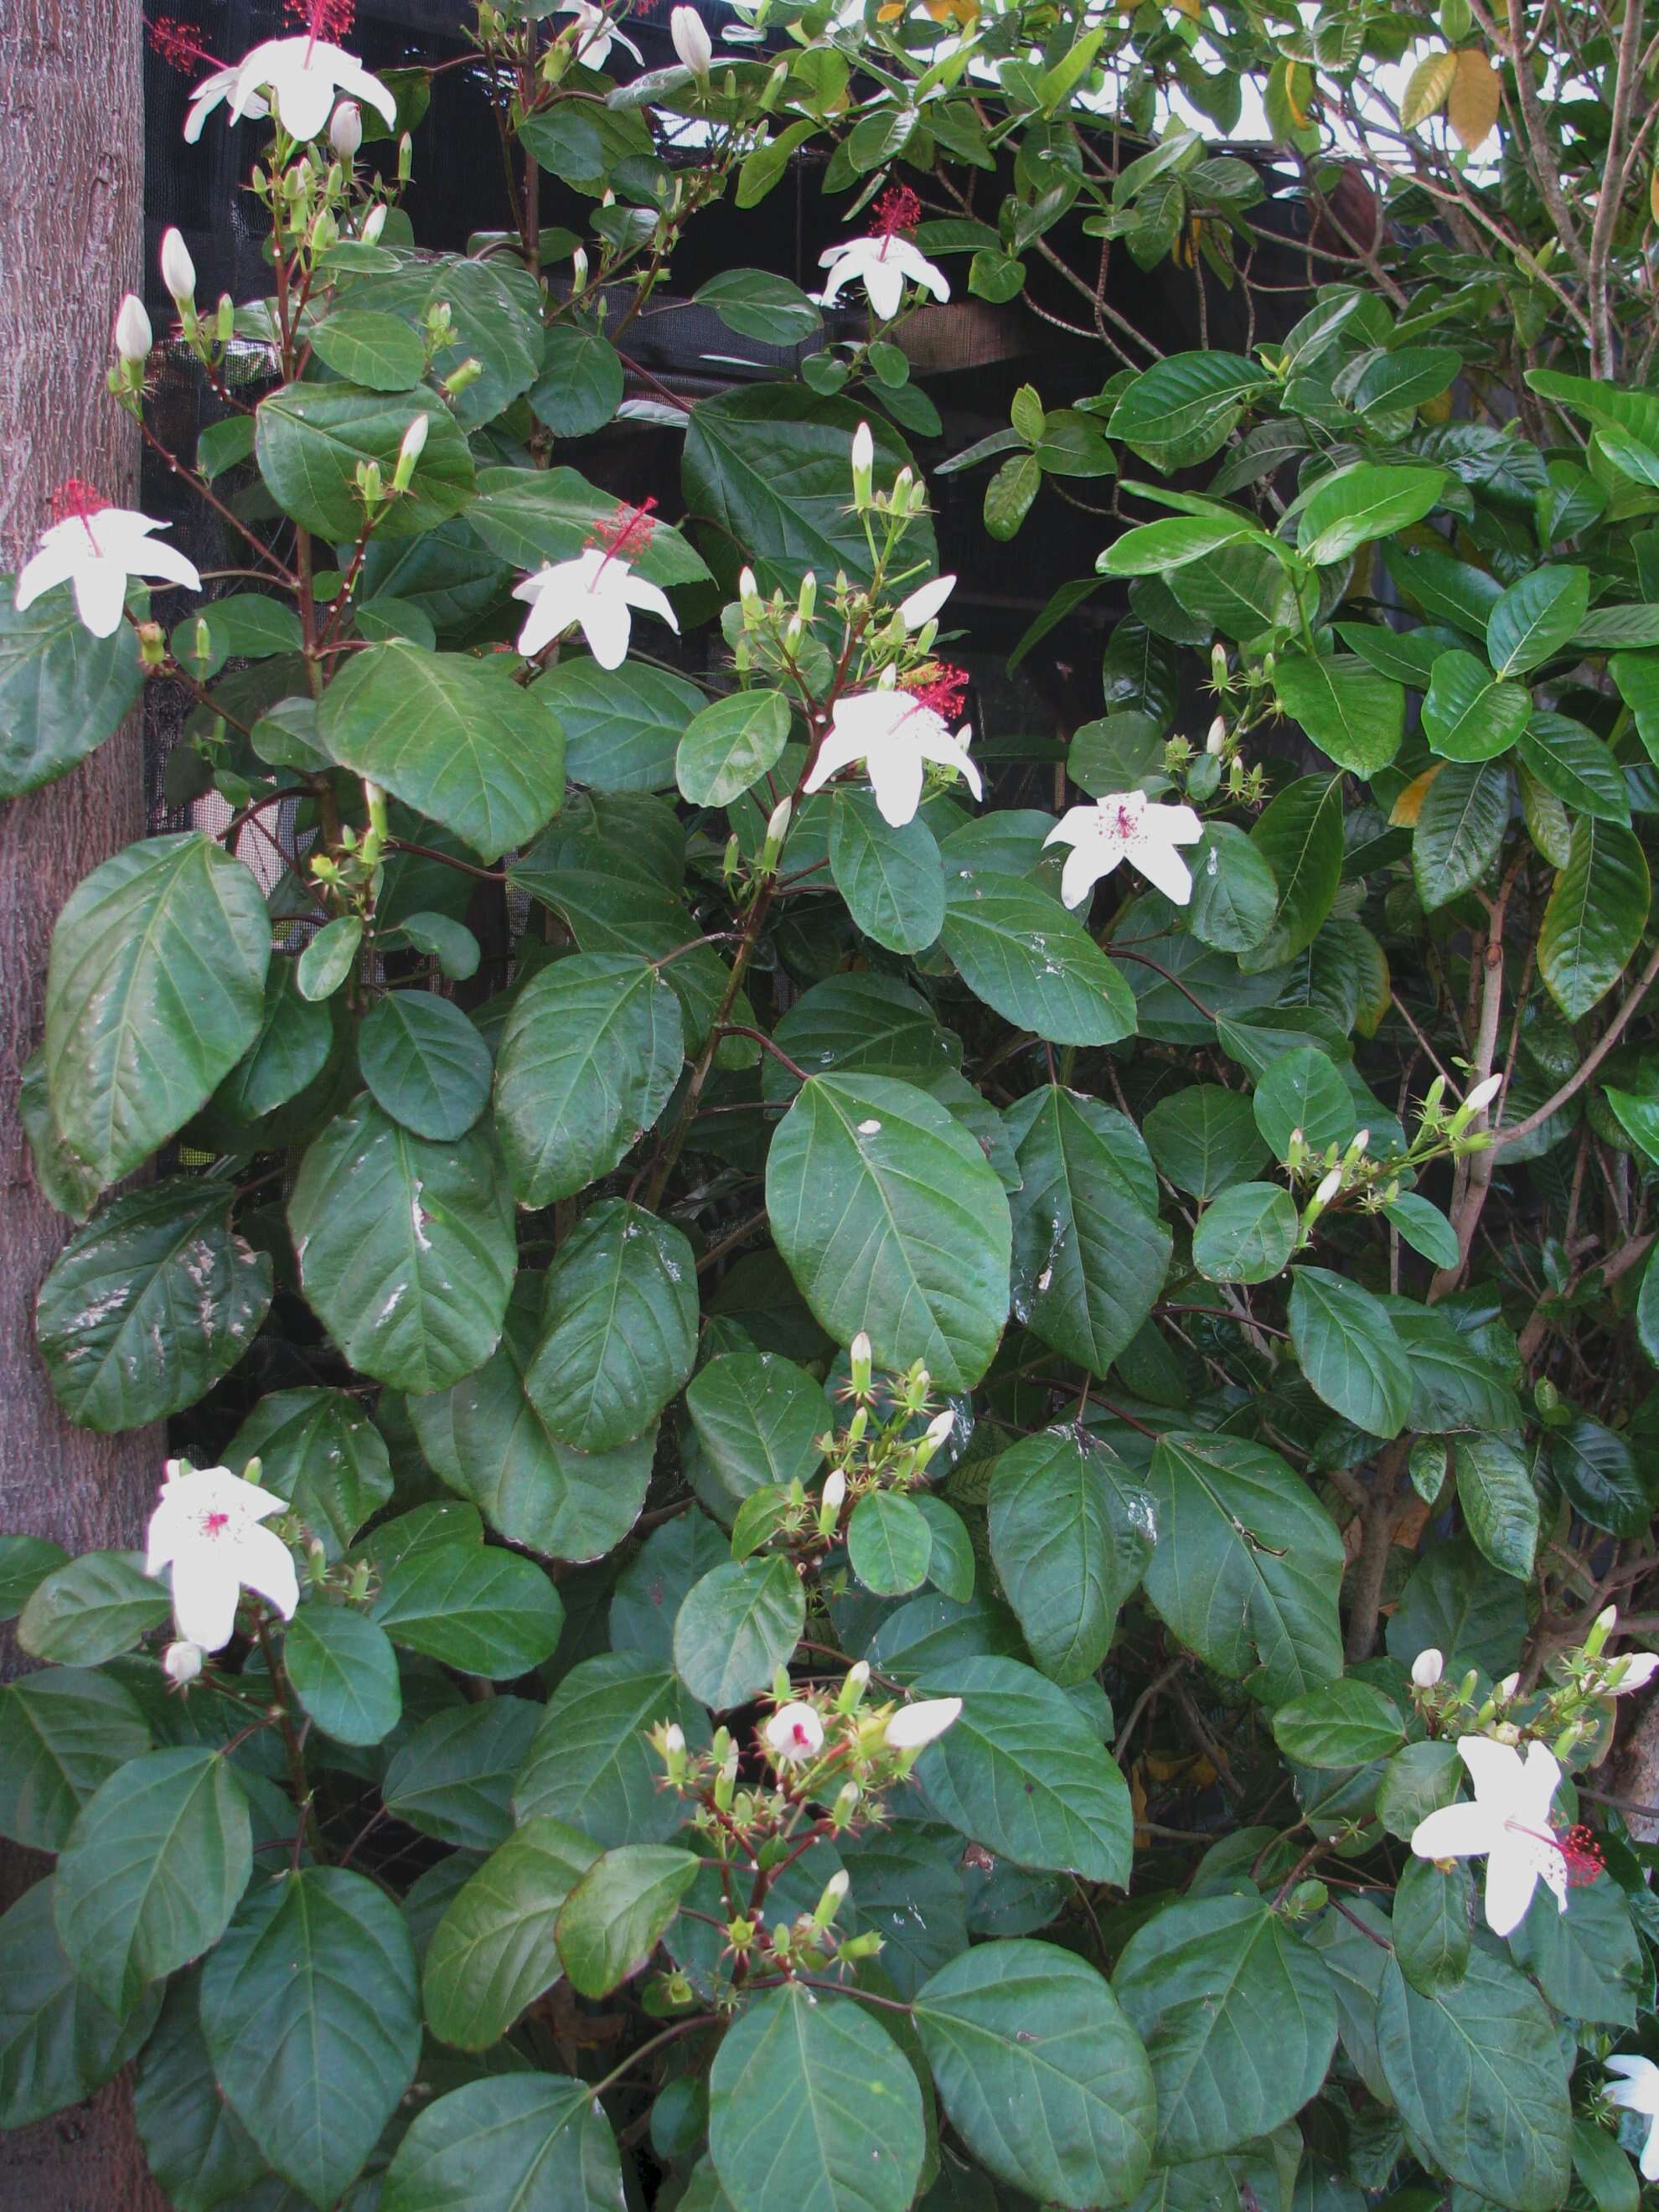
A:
[[871, 185, 921, 240], [284, 0, 354, 60], [903, 662, 968, 721], [1511, 1819, 1605, 1887], [200, 1510, 233, 1538], [147, 16, 220, 70], [784, 1718, 815, 1749], [589, 496, 657, 576], [51, 478, 109, 549], [1111, 802, 1140, 840]]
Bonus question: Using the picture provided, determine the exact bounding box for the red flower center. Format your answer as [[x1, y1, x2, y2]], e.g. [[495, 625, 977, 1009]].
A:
[[51, 478, 109, 524], [147, 16, 219, 71], [787, 1718, 814, 1747], [202, 1511, 232, 1538], [285, 0, 355, 39], [1113, 801, 1140, 840], [1556, 1822, 1605, 1887], [903, 662, 968, 721], [589, 496, 658, 573], [871, 185, 921, 240]]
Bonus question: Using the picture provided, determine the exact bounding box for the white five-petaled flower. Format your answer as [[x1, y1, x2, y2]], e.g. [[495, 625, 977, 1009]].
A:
[[885, 1698, 963, 1751], [1410, 1735, 1581, 1938], [1605, 2057, 1659, 2181], [763, 1702, 825, 1765], [144, 1460, 299, 1653], [554, 2, 643, 70], [514, 547, 678, 670], [1044, 788, 1203, 911], [819, 233, 948, 323], [189, 38, 396, 145], [17, 485, 203, 639], [802, 687, 980, 828]]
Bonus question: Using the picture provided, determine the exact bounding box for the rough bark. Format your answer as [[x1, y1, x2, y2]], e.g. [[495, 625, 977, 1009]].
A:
[[0, 4, 168, 2205]]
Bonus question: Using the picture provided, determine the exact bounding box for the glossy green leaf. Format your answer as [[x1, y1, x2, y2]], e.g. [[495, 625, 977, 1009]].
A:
[[1246, 774, 1344, 966], [988, 1429, 1151, 1684], [1421, 649, 1532, 762], [422, 1818, 598, 2051], [1413, 759, 1510, 911], [224, 1387, 393, 1558], [1192, 1182, 1298, 1284], [1270, 1678, 1405, 1769], [1538, 817, 1650, 1020], [359, 990, 492, 1141], [284, 1606, 401, 1745], [556, 1844, 701, 1998], [371, 1540, 563, 1677], [685, 1352, 828, 1512], [1486, 566, 1589, 677], [256, 383, 474, 540], [0, 581, 143, 797], [381, 2075, 625, 2212], [0, 1666, 150, 1853], [1452, 1433, 1538, 1579], [941, 868, 1137, 1044], [1287, 1267, 1413, 1439], [677, 688, 791, 806], [1295, 464, 1445, 564], [525, 1200, 698, 1452], [16, 1549, 170, 1665], [0, 1879, 163, 2130], [849, 1491, 933, 1597], [515, 1653, 711, 1844], [830, 789, 947, 954], [673, 1556, 806, 1708], [1274, 652, 1403, 774]]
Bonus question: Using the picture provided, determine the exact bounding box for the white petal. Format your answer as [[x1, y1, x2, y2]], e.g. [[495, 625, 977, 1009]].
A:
[[611, 26, 644, 60], [621, 571, 680, 633], [898, 573, 955, 630], [1455, 1733, 1527, 1801], [168, 1553, 241, 1652], [1059, 841, 1113, 910], [861, 256, 906, 323], [1150, 801, 1203, 845], [236, 1525, 299, 1622], [1481, 1844, 1540, 1939], [72, 560, 129, 638], [137, 540, 204, 595], [1606, 2057, 1659, 2104], [867, 742, 925, 827], [517, 585, 574, 658], [1131, 832, 1195, 906], [801, 722, 868, 796], [1410, 1800, 1503, 1860], [333, 54, 400, 126], [14, 540, 78, 612], [579, 590, 633, 669], [270, 59, 339, 142], [183, 80, 227, 142], [1642, 2115, 1659, 2184]]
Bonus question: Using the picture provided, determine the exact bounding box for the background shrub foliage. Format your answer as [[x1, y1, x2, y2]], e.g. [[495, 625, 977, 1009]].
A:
[[10, 0, 1659, 2203]]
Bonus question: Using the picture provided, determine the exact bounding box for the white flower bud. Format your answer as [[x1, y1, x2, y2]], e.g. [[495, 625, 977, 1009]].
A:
[[163, 1640, 204, 1685], [330, 100, 363, 159], [1313, 1167, 1342, 1207], [1411, 1647, 1444, 1688], [664, 1722, 685, 1755], [670, 4, 713, 74], [898, 573, 956, 633], [851, 421, 874, 506], [845, 1660, 869, 1693], [824, 1868, 850, 1902], [1205, 714, 1227, 754], [114, 292, 152, 364], [360, 204, 388, 244], [850, 1330, 871, 1368], [884, 1697, 962, 1750], [392, 411, 429, 493], [160, 227, 197, 305], [821, 1468, 846, 1516], [1463, 1072, 1503, 1116], [571, 245, 589, 288], [1496, 1671, 1521, 1701]]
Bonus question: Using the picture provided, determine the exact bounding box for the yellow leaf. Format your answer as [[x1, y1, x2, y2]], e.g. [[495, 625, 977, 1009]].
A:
[[1400, 47, 1457, 130], [1286, 59, 1315, 127], [1172, 0, 1201, 17], [1650, 163, 1659, 224], [1448, 46, 1501, 150], [1390, 764, 1444, 829]]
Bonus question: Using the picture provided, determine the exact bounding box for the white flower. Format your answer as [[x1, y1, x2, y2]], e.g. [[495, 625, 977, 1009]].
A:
[[16, 489, 202, 639], [898, 573, 955, 633], [1605, 1651, 1659, 1694], [144, 1460, 298, 1652], [554, 2, 643, 70], [802, 687, 980, 828], [329, 99, 362, 158], [1044, 788, 1203, 910], [183, 67, 270, 144], [160, 226, 197, 304], [884, 1698, 962, 1751], [114, 294, 152, 363], [195, 38, 397, 146], [670, 5, 713, 73], [1410, 1735, 1573, 1938], [763, 1702, 825, 1765], [819, 234, 948, 323], [514, 548, 678, 669], [1411, 1647, 1445, 1688], [1605, 2058, 1659, 2181], [163, 1641, 204, 1686]]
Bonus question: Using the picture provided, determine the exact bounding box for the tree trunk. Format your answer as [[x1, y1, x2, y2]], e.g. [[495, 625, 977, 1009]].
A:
[[0, 4, 168, 2205]]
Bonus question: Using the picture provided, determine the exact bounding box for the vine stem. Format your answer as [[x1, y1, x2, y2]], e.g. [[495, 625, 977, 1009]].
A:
[[589, 2017, 717, 2099]]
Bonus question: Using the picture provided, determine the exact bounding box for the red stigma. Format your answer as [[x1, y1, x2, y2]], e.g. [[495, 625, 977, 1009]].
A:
[[589, 497, 658, 570], [147, 17, 217, 70], [203, 1511, 231, 1537], [51, 479, 109, 525], [871, 185, 922, 240], [1556, 1822, 1605, 1887], [904, 661, 968, 721], [284, 0, 355, 39]]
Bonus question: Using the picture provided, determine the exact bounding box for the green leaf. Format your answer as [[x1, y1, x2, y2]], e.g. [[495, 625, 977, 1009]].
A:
[[1113, 1894, 1338, 2163], [200, 1866, 421, 2209], [916, 1939, 1155, 2208], [1539, 817, 1650, 1020], [256, 383, 474, 540], [1295, 464, 1445, 564], [1270, 1678, 1406, 1769], [830, 790, 946, 955], [0, 1667, 149, 1853], [468, 464, 707, 587], [423, 1818, 598, 2051], [683, 386, 933, 593], [1192, 1182, 1299, 1284], [321, 642, 565, 864], [941, 869, 1136, 1044], [556, 1844, 701, 1998], [849, 1491, 933, 1597], [132, 1972, 269, 2212], [1274, 652, 1403, 774], [359, 991, 492, 1141], [530, 327, 625, 436], [1487, 566, 1590, 676], [291, 1097, 514, 1393], [544, 656, 705, 793], [0, 581, 142, 797], [1287, 1268, 1413, 1439], [35, 1176, 272, 1431], [308, 307, 427, 389], [984, 451, 1041, 540], [1246, 774, 1344, 966], [1549, 1417, 1656, 1537], [1393, 1857, 1472, 1996], [0, 1880, 162, 2129], [1413, 759, 1511, 911], [284, 1607, 401, 1745], [19, 1049, 102, 1222], [914, 1654, 1133, 1882], [224, 1387, 393, 1558], [1107, 354, 1274, 473], [525, 1200, 698, 1452], [515, 1653, 711, 1845], [54, 1747, 251, 2013], [1185, 822, 1279, 954], [1421, 649, 1532, 762], [44, 832, 270, 1183], [1142, 1432, 1345, 1705], [0, 1536, 68, 1623], [1099, 514, 1259, 577], [685, 1353, 829, 1514], [1382, 1192, 1461, 1269], [1518, 712, 1630, 824], [383, 1700, 540, 1850], [1253, 1046, 1355, 1160], [673, 1557, 806, 1708], [1376, 1949, 1571, 2212], [989, 1429, 1151, 1684], [1452, 1433, 1538, 1579], [16, 1549, 170, 1665], [1143, 1084, 1268, 1198], [610, 1512, 731, 1659], [1386, 1537, 1527, 1677], [1509, 1875, 1642, 2025], [1572, 2120, 1641, 2212], [677, 689, 792, 807], [767, 1073, 1010, 1392], [709, 1982, 926, 2212], [371, 1540, 563, 1677], [381, 2075, 624, 2212]]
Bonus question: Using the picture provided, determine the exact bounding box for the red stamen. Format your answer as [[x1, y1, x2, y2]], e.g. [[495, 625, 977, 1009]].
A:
[[1556, 1822, 1605, 1887], [284, 0, 355, 36], [871, 185, 922, 240], [203, 1511, 231, 1537], [147, 16, 219, 70], [50, 479, 110, 542], [903, 661, 968, 721], [588, 496, 658, 573]]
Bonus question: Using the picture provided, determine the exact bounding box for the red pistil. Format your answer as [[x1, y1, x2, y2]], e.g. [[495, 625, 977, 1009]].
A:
[[147, 16, 220, 71], [903, 661, 968, 721], [285, 0, 355, 39], [1556, 1822, 1605, 1887], [203, 1511, 231, 1538], [51, 478, 110, 523], [588, 496, 658, 573], [871, 184, 921, 240]]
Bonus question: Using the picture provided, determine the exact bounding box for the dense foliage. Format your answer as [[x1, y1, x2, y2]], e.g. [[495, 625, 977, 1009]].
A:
[[8, 0, 1659, 2204]]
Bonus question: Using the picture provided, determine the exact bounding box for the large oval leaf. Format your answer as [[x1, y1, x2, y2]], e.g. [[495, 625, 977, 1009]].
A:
[[0, 1879, 163, 2129], [674, 1557, 807, 1709], [514, 1653, 711, 1846], [525, 1200, 698, 1452], [370, 1540, 563, 1677], [359, 990, 493, 1141], [381, 2075, 625, 2212], [256, 382, 475, 540], [829, 790, 947, 955], [423, 1819, 598, 2051], [1286, 1267, 1413, 1439], [0, 581, 143, 798], [941, 868, 1137, 1044], [1538, 816, 1650, 1020], [224, 1386, 394, 1558], [0, 1667, 151, 1853], [988, 1429, 1152, 1684]]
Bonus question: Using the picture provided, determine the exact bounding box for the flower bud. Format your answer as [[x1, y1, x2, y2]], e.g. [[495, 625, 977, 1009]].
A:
[[160, 227, 196, 306], [392, 412, 429, 493], [819, 1467, 846, 1522], [884, 1698, 962, 1751], [330, 100, 363, 159], [838, 1660, 870, 1713], [739, 566, 761, 618], [398, 131, 413, 183], [1464, 1072, 1503, 1116], [163, 1640, 204, 1686], [1587, 1604, 1617, 1658], [1205, 713, 1227, 755], [1312, 1167, 1342, 1209], [114, 292, 152, 364], [762, 794, 793, 860], [850, 1330, 873, 1395], [1411, 1647, 1444, 1688], [851, 420, 875, 507], [360, 204, 388, 243], [798, 571, 817, 621], [899, 572, 955, 633], [670, 4, 713, 75], [913, 1407, 955, 1471], [216, 293, 235, 343], [1496, 1671, 1521, 1702], [571, 245, 589, 289], [812, 1868, 850, 1926]]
